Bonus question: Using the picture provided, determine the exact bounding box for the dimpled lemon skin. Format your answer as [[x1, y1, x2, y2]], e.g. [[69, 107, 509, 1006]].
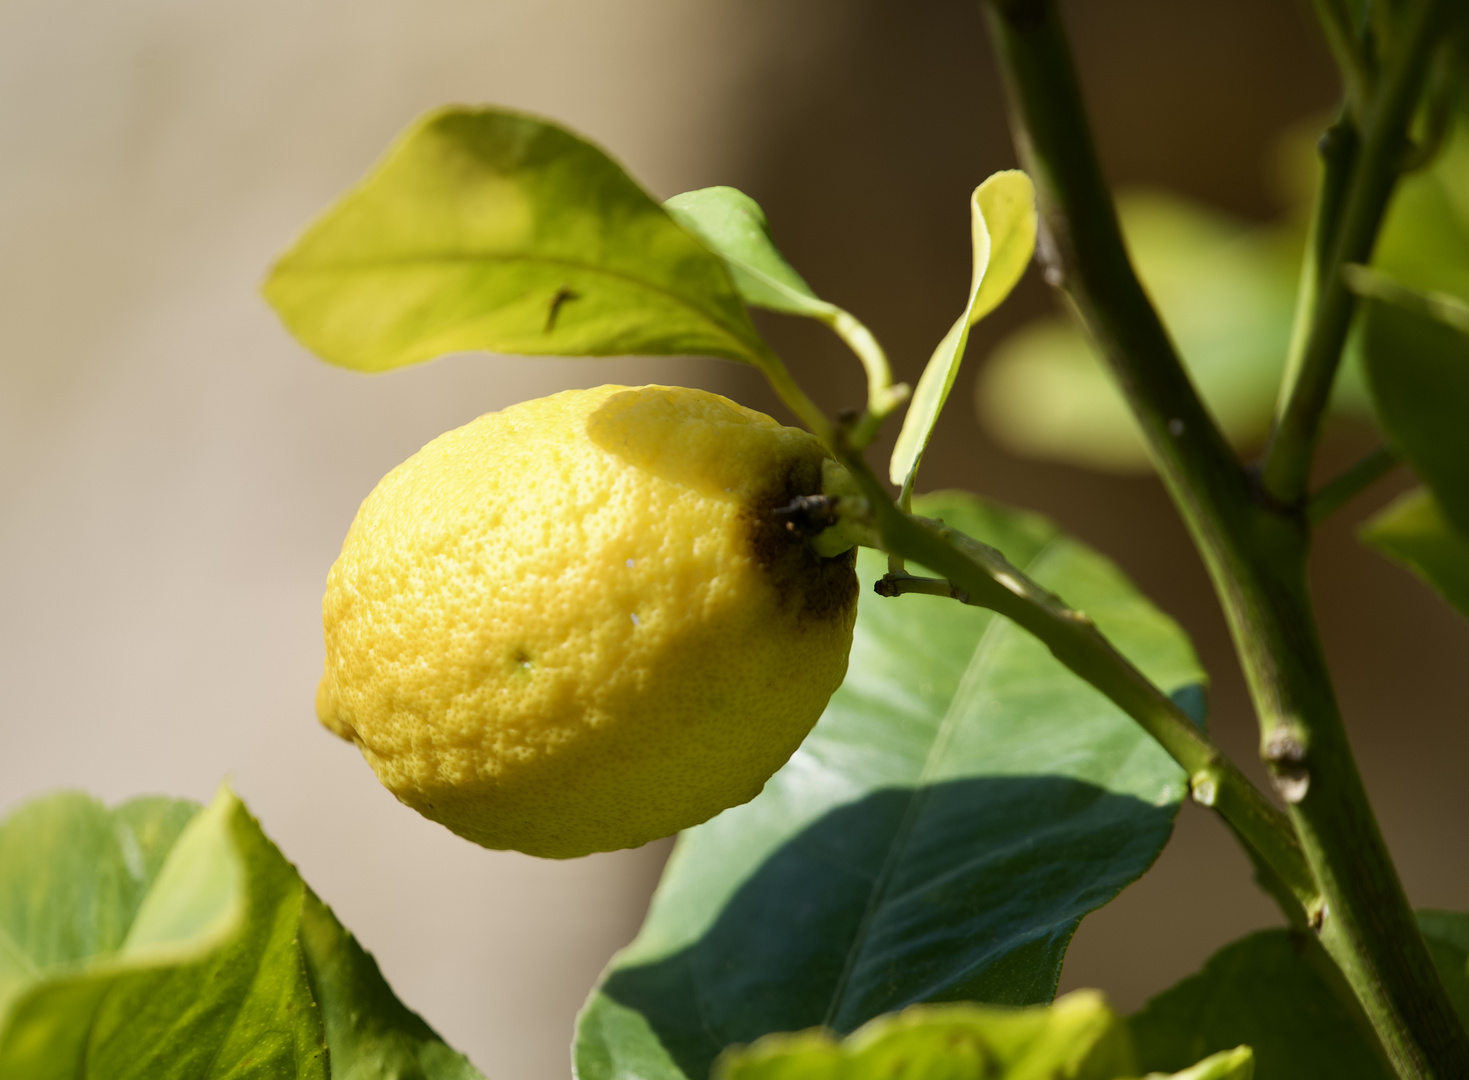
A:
[[317, 385, 858, 858]]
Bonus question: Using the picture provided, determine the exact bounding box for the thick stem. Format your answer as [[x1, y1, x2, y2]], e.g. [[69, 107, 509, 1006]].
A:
[[978, 2, 1469, 1075]]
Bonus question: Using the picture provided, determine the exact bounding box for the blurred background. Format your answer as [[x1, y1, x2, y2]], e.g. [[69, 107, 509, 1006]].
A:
[[2, 1, 1466, 1077]]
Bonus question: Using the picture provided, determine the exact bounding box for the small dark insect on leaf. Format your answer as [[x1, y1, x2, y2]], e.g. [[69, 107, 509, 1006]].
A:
[[545, 286, 581, 332]]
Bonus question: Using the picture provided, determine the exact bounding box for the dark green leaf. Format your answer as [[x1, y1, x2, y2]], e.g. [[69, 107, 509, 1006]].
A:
[[575, 491, 1206, 1080], [1358, 284, 1469, 533], [0, 789, 484, 1080], [1129, 913, 1469, 1080], [266, 108, 769, 373], [1360, 487, 1469, 618]]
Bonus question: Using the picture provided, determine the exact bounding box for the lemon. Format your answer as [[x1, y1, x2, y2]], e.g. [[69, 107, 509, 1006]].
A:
[[317, 384, 859, 858]]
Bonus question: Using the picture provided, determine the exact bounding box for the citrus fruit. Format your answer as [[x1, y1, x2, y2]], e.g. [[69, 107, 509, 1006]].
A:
[[316, 384, 859, 858]]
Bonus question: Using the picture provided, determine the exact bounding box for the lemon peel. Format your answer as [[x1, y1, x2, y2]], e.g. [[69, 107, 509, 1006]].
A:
[[317, 385, 859, 858]]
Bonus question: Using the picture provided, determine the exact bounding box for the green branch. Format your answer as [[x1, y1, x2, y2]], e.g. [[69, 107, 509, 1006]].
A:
[[825, 456, 1316, 912], [978, 1, 1469, 1076], [1308, 445, 1399, 525], [1261, 0, 1450, 507]]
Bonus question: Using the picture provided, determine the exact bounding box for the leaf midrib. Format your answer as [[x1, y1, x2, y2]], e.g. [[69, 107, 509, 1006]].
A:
[[272, 251, 763, 362], [817, 537, 1065, 1029]]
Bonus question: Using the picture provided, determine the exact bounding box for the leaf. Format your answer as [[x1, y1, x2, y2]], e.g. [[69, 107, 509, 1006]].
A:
[[1361, 487, 1469, 618], [298, 889, 484, 1080], [1357, 282, 1469, 534], [575, 490, 1206, 1080], [1128, 913, 1469, 1080], [891, 172, 1037, 487], [713, 991, 1136, 1080], [265, 107, 770, 373], [0, 793, 224, 1023], [0, 789, 484, 1080], [663, 186, 894, 409], [975, 191, 1367, 473], [664, 186, 831, 319]]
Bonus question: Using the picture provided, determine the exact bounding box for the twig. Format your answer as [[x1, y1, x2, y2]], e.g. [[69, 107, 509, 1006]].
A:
[[1308, 445, 1399, 524]]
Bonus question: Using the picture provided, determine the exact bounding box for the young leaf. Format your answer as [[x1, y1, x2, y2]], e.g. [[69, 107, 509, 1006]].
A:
[[890, 171, 1036, 489], [664, 186, 830, 319], [575, 491, 1205, 1080], [0, 789, 484, 1080], [265, 108, 770, 373], [1129, 913, 1469, 1080], [1360, 487, 1469, 618], [713, 991, 1136, 1080], [1356, 276, 1469, 534], [664, 186, 896, 418]]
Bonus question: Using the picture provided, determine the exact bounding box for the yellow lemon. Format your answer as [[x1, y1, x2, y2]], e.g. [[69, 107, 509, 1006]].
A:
[[317, 385, 859, 858]]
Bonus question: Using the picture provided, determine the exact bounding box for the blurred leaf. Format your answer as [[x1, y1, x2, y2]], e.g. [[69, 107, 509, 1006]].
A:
[[575, 490, 1205, 1080], [266, 107, 768, 373], [977, 191, 1339, 473], [1360, 487, 1469, 618], [0, 789, 483, 1079], [1416, 911, 1469, 1024], [1129, 913, 1469, 1080], [0, 792, 230, 1025], [712, 991, 1136, 1080], [892, 172, 1036, 487], [1357, 283, 1469, 533], [1375, 116, 1469, 304]]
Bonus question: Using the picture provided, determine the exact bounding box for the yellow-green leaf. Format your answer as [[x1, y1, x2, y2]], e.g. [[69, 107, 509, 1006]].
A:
[[891, 171, 1036, 488]]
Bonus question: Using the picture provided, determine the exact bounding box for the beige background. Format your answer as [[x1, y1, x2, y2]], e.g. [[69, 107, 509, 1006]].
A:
[[2, 2, 1465, 1079]]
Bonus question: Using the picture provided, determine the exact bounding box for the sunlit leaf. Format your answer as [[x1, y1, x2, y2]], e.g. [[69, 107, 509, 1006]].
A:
[[575, 490, 1205, 1080], [1129, 912, 1469, 1080], [891, 171, 1036, 487], [665, 185, 894, 411], [1361, 487, 1469, 619], [266, 108, 769, 373], [0, 789, 483, 1079], [664, 186, 830, 319], [713, 991, 1135, 1080]]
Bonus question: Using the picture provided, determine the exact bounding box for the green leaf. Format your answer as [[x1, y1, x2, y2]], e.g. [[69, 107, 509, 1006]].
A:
[[0, 793, 221, 1022], [663, 186, 895, 416], [1361, 487, 1469, 617], [298, 890, 483, 1080], [713, 991, 1136, 1080], [1129, 913, 1469, 1080], [265, 107, 770, 373], [0, 789, 484, 1079], [976, 191, 1367, 473], [575, 490, 1205, 1080], [891, 171, 1036, 488], [1357, 280, 1469, 534], [664, 186, 830, 319]]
